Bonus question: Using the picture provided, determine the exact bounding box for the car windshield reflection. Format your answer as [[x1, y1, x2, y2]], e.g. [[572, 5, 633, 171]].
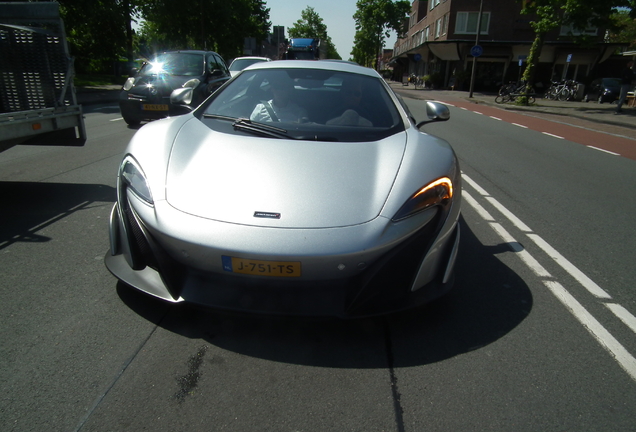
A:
[[201, 68, 404, 142], [141, 53, 204, 77]]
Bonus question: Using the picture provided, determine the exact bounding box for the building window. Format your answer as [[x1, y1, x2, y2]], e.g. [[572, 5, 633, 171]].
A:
[[442, 14, 449, 35], [425, 26, 430, 41], [430, 0, 440, 11], [435, 18, 442, 38], [559, 24, 597, 36], [455, 11, 490, 35]]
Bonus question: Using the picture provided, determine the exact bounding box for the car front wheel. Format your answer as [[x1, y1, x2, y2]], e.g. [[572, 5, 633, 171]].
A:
[[121, 112, 141, 126]]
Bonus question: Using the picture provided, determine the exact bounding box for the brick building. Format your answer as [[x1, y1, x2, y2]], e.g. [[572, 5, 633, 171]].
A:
[[391, 0, 627, 92]]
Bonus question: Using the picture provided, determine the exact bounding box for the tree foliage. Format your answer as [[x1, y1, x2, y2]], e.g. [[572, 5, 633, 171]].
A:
[[59, 0, 142, 74], [352, 0, 410, 69], [57, 0, 270, 74], [139, 0, 270, 60], [287, 7, 341, 60], [520, 0, 636, 101], [606, 9, 636, 50]]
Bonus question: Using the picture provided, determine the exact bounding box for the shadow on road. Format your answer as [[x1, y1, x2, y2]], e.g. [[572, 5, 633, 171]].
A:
[[0, 181, 116, 249], [117, 216, 533, 369]]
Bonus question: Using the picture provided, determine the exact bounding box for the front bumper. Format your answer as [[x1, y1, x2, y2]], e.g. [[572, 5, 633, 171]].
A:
[[105, 191, 460, 318], [119, 91, 181, 121]]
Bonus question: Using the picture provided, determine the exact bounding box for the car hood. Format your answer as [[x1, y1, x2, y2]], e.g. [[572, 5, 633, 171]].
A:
[[165, 119, 407, 228]]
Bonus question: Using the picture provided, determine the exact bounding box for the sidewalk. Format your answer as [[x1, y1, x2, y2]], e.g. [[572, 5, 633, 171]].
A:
[[75, 84, 121, 106], [387, 81, 636, 131]]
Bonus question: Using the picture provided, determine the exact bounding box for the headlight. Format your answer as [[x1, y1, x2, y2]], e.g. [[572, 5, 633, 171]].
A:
[[392, 177, 453, 221], [183, 78, 201, 88], [120, 156, 153, 205], [123, 77, 136, 91]]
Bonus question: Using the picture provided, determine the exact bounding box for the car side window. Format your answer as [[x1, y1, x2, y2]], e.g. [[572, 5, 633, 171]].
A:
[[209, 54, 229, 76]]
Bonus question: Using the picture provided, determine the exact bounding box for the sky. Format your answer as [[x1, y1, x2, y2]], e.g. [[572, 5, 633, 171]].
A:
[[264, 0, 399, 60]]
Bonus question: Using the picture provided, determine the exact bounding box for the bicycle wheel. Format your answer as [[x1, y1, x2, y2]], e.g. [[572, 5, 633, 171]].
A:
[[495, 94, 511, 104], [558, 88, 572, 101]]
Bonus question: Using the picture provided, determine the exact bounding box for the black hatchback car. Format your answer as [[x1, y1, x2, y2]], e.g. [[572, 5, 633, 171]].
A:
[[583, 78, 622, 104], [119, 50, 230, 125]]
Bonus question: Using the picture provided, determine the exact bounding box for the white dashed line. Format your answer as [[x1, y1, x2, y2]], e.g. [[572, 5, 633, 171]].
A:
[[542, 132, 564, 139], [587, 146, 620, 156], [512, 123, 528, 128]]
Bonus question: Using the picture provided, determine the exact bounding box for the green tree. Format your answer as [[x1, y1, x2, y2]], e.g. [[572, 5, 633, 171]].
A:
[[520, 0, 635, 104], [59, 0, 142, 75], [139, 0, 270, 60], [287, 6, 341, 59], [352, 0, 409, 70], [606, 9, 636, 50], [351, 28, 377, 67]]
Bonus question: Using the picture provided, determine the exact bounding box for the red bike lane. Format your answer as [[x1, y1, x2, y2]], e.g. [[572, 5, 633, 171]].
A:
[[429, 97, 636, 161]]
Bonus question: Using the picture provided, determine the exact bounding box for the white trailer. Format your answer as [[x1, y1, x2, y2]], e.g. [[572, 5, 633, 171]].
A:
[[0, 1, 86, 152]]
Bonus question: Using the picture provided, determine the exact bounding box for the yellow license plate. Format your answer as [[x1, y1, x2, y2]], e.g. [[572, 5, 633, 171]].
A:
[[142, 104, 169, 111], [222, 256, 301, 277]]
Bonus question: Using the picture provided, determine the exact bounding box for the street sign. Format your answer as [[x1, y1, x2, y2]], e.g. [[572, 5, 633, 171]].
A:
[[470, 45, 483, 57], [567, 54, 573, 63], [414, 53, 422, 62]]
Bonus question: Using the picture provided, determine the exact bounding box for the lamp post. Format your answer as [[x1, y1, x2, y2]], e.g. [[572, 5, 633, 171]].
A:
[[468, 0, 484, 98]]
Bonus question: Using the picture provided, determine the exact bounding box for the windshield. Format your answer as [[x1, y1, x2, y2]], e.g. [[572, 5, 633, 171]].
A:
[[201, 68, 404, 142], [140, 53, 204, 77], [230, 58, 268, 72]]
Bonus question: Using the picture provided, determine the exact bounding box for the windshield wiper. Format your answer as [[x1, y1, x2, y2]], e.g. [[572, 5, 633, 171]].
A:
[[232, 118, 297, 140], [202, 113, 238, 122]]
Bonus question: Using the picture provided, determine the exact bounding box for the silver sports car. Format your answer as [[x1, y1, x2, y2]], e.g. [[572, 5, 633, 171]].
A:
[[106, 60, 461, 318]]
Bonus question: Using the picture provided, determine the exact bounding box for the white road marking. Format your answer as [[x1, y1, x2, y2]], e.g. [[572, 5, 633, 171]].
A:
[[490, 116, 502, 121], [462, 173, 636, 382], [512, 123, 528, 128], [485, 197, 532, 232], [462, 191, 494, 221], [542, 132, 564, 139], [606, 303, 636, 335], [489, 222, 552, 278], [587, 146, 620, 156], [544, 280, 636, 382], [526, 233, 611, 299], [110, 118, 124, 122]]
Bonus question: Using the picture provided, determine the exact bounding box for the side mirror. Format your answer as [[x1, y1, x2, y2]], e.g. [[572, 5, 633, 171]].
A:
[[210, 69, 224, 77], [416, 101, 450, 128], [170, 87, 195, 113]]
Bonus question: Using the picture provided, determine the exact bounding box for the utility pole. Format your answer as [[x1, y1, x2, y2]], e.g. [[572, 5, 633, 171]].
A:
[[468, 0, 484, 98]]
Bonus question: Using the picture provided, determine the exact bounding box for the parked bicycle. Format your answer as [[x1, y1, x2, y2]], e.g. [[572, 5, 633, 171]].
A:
[[495, 81, 536, 104], [544, 79, 578, 101], [409, 74, 426, 89]]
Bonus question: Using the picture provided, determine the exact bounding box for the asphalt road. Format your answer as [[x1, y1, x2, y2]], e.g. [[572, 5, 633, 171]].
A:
[[1, 99, 635, 431]]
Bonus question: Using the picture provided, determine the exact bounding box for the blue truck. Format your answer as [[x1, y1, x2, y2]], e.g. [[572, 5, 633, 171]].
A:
[[283, 38, 325, 60]]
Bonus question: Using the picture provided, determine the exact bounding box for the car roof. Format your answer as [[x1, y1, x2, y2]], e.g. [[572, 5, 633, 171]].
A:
[[231, 56, 270, 61], [245, 60, 380, 78], [159, 50, 219, 56]]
